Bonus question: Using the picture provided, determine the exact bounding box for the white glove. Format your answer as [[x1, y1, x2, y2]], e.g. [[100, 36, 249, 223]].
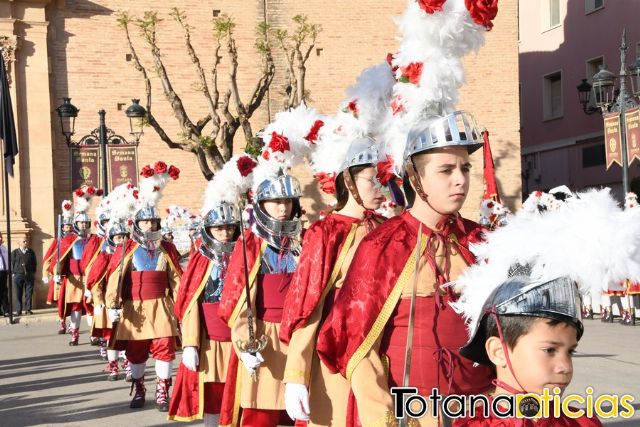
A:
[[239, 351, 264, 374], [181, 346, 199, 371], [53, 275, 62, 285], [42, 276, 49, 285], [285, 383, 310, 421], [107, 308, 122, 323], [84, 288, 92, 299]]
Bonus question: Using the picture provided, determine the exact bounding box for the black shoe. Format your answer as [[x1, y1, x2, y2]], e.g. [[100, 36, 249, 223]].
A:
[[3, 313, 9, 317], [130, 397, 145, 409]]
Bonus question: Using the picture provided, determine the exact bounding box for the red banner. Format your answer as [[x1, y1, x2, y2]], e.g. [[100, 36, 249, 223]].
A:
[[625, 107, 640, 166], [107, 145, 138, 191], [604, 113, 623, 169], [70, 146, 100, 190]]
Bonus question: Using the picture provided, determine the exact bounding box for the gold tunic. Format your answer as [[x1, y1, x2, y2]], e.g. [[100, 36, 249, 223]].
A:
[[283, 223, 368, 426], [105, 245, 181, 340]]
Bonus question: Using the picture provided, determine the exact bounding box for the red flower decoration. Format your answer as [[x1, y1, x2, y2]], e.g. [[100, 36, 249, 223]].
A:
[[399, 62, 423, 85], [63, 202, 72, 211], [127, 183, 134, 189], [132, 190, 139, 199], [153, 186, 160, 192], [487, 201, 495, 209], [535, 191, 542, 198], [268, 132, 290, 153], [237, 156, 257, 177], [262, 150, 270, 161], [140, 165, 155, 178], [168, 165, 180, 180], [417, 0, 447, 14], [376, 155, 396, 186], [86, 186, 96, 195], [315, 172, 337, 195], [96, 189, 104, 197], [465, 0, 498, 30], [304, 120, 325, 144], [154, 161, 168, 174], [342, 100, 359, 118], [165, 208, 171, 214], [75, 189, 84, 197]]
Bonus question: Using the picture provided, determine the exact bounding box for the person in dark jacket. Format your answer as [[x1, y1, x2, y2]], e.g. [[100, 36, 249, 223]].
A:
[[12, 237, 37, 315]]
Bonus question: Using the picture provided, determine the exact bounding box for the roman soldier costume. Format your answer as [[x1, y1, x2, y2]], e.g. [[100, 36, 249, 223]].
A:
[[104, 161, 183, 412], [169, 155, 252, 425]]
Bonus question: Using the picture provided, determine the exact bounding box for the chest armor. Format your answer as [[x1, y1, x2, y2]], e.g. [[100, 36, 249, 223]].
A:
[[203, 263, 224, 303], [71, 238, 87, 260], [259, 245, 297, 274], [132, 246, 160, 272]]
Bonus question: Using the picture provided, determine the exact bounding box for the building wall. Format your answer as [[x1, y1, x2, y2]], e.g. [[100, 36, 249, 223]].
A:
[[519, 0, 640, 196], [2, 0, 520, 308]]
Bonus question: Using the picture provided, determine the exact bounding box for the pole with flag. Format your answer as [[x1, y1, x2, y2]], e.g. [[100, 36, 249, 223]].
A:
[[0, 50, 19, 324]]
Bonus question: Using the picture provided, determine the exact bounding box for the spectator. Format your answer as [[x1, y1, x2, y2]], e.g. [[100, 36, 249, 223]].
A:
[[11, 237, 37, 315], [0, 232, 8, 317]]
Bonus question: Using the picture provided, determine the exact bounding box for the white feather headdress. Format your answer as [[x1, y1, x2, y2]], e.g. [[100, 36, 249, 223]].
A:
[[452, 188, 640, 336], [201, 154, 257, 216], [136, 161, 180, 211]]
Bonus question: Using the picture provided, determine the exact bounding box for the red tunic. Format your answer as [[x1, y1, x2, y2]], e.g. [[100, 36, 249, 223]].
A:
[[453, 405, 603, 426]]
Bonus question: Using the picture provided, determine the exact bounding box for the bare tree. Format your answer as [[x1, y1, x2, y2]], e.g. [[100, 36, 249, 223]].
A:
[[272, 15, 322, 110], [117, 9, 274, 179]]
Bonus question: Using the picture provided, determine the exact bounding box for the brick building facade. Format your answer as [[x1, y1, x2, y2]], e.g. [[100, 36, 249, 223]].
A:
[[0, 0, 520, 308]]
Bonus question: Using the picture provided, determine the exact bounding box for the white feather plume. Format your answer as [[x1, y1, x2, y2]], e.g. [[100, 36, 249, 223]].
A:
[[201, 155, 255, 216], [452, 188, 640, 336]]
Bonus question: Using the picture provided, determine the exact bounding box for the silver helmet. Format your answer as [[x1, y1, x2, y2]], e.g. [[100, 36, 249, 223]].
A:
[[73, 212, 91, 236], [200, 203, 240, 258], [404, 111, 483, 160], [252, 173, 302, 252], [460, 273, 583, 367], [96, 211, 110, 237], [132, 205, 162, 244], [107, 221, 130, 248], [339, 136, 380, 206]]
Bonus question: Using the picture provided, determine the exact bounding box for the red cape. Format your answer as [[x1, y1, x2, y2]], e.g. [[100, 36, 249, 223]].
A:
[[174, 239, 213, 321], [85, 250, 111, 291], [279, 213, 384, 344], [217, 229, 264, 326], [79, 234, 103, 275], [316, 210, 483, 378], [46, 233, 79, 275], [42, 238, 58, 267]]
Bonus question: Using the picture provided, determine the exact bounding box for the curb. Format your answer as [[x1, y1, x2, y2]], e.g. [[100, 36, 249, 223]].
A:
[[1, 308, 59, 326]]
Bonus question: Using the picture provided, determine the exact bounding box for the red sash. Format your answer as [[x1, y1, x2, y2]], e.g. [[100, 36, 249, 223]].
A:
[[68, 259, 82, 276], [202, 302, 232, 341], [380, 297, 493, 396], [123, 271, 169, 301], [256, 273, 292, 323]]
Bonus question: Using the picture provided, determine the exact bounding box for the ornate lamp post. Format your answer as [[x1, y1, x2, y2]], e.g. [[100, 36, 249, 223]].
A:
[[55, 98, 145, 196], [576, 29, 639, 196]]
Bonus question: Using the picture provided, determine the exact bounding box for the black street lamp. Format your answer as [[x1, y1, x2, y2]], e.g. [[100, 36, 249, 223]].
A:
[[577, 29, 639, 196], [55, 98, 145, 196]]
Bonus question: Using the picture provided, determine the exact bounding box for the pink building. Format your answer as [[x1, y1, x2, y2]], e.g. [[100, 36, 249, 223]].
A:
[[519, 0, 640, 199]]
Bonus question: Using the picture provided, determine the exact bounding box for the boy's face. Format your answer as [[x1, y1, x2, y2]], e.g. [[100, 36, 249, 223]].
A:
[[412, 146, 471, 214], [261, 199, 293, 221], [488, 318, 578, 395]]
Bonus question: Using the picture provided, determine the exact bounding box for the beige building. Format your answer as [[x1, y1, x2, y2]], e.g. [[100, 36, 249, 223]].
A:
[[0, 0, 520, 308]]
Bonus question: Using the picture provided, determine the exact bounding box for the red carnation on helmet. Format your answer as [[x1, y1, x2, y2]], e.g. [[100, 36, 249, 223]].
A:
[[268, 132, 290, 153], [391, 97, 405, 115], [386, 53, 399, 76], [465, 0, 498, 30], [132, 190, 139, 199], [376, 155, 396, 186], [75, 189, 84, 197], [154, 161, 168, 174], [237, 156, 257, 177], [399, 62, 423, 85], [153, 186, 160, 192], [168, 165, 180, 180], [140, 165, 154, 178], [417, 0, 447, 14], [487, 201, 495, 209], [315, 172, 337, 195], [262, 150, 270, 161], [535, 191, 542, 198], [304, 120, 325, 144], [165, 208, 171, 214], [86, 186, 96, 195], [96, 189, 104, 197], [127, 183, 134, 189], [342, 100, 359, 118], [63, 202, 72, 211]]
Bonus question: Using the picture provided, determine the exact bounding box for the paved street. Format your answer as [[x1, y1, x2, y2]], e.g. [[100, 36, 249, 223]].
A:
[[0, 312, 638, 426]]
